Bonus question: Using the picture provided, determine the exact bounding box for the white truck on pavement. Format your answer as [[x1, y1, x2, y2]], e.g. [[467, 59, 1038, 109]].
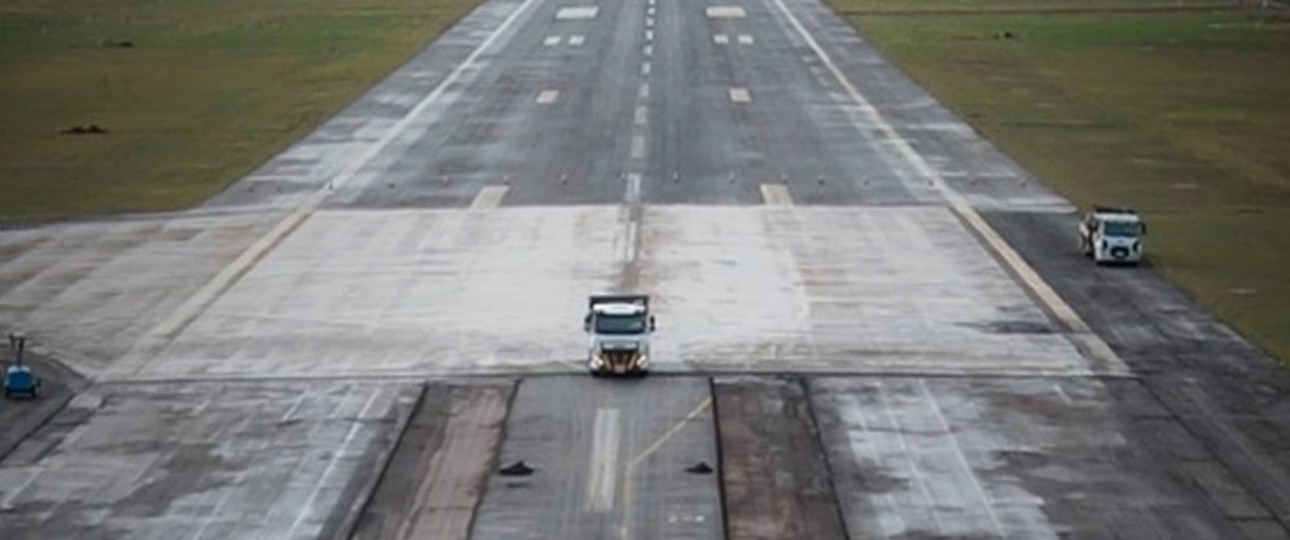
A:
[[1079, 206, 1146, 265], [584, 295, 655, 376]]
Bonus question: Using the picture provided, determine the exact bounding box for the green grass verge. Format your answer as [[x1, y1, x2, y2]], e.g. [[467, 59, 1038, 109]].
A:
[[826, 1, 1290, 366], [0, 0, 482, 220]]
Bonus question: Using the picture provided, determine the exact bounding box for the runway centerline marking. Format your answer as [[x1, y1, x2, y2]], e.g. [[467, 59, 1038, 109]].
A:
[[706, 6, 747, 17], [645, 29, 654, 41], [556, 6, 599, 19], [766, 0, 1128, 374], [536, 90, 560, 104], [642, 62, 652, 75], [543, 35, 562, 46], [116, 0, 548, 376], [646, 16, 655, 27], [625, 173, 643, 203], [713, 34, 730, 44], [469, 186, 509, 210], [643, 44, 653, 56], [569, 34, 585, 46], [638, 83, 650, 99], [760, 183, 792, 206], [729, 87, 751, 103], [738, 34, 754, 44], [635, 105, 648, 126]]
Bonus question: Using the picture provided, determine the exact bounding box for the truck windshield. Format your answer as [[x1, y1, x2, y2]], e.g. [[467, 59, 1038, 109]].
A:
[[594, 313, 647, 335], [1103, 221, 1141, 238]]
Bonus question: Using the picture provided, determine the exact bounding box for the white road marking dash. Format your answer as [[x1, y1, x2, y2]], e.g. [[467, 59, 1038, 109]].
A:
[[760, 183, 792, 206], [738, 34, 754, 44], [714, 34, 730, 44], [543, 35, 562, 46], [569, 34, 585, 46], [470, 186, 509, 210], [556, 6, 598, 19], [729, 87, 751, 103], [706, 6, 746, 17]]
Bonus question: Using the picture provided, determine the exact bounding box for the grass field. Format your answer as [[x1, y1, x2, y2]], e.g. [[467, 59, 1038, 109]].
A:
[[825, 0, 1290, 365], [0, 0, 481, 220]]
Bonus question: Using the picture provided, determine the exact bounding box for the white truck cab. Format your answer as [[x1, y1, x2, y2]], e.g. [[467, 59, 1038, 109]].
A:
[[1079, 206, 1146, 265], [584, 295, 654, 376]]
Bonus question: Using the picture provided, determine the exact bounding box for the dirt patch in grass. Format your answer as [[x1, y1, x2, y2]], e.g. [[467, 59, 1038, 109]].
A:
[[827, 1, 1290, 365], [0, 0, 483, 220]]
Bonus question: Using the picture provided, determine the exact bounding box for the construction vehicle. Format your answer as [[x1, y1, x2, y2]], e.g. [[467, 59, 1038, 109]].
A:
[[1079, 206, 1146, 265], [4, 334, 40, 400], [584, 295, 654, 376]]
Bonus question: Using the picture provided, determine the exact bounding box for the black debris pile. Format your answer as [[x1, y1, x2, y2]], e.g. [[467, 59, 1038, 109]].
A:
[[684, 461, 714, 475], [499, 461, 535, 477], [60, 124, 108, 135], [102, 39, 135, 48], [995, 30, 1016, 40]]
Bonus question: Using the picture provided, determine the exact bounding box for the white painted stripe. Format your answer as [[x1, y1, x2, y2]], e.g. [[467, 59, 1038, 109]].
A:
[[469, 186, 508, 210], [625, 173, 642, 203], [713, 34, 729, 44], [569, 34, 585, 46], [641, 62, 651, 75], [766, 0, 1128, 374], [537, 90, 559, 104], [634, 105, 648, 126], [760, 183, 792, 205], [647, 6, 656, 16], [638, 83, 650, 99], [729, 87, 751, 103], [648, 0, 655, 5], [586, 408, 621, 513], [738, 34, 754, 44], [630, 135, 646, 160], [643, 44, 653, 56], [706, 6, 746, 17], [543, 35, 562, 46], [646, 16, 655, 27], [120, 0, 549, 374], [556, 6, 599, 19], [645, 29, 654, 41]]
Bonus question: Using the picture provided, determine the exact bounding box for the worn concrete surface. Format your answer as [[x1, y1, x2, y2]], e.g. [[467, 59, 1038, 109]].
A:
[[0, 0, 1288, 535]]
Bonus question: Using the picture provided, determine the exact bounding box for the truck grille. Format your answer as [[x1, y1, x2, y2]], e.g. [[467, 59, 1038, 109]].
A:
[[604, 350, 638, 368]]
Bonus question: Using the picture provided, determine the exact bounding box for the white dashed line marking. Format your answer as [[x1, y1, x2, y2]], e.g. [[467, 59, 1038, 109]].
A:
[[537, 90, 560, 104], [638, 83, 650, 99], [646, 16, 655, 27], [738, 34, 754, 44], [625, 173, 642, 203], [469, 186, 509, 210], [645, 29, 654, 41], [556, 6, 598, 19], [642, 62, 652, 75], [635, 105, 648, 126], [584, 408, 621, 513], [647, 6, 655, 16], [569, 34, 585, 46], [760, 183, 793, 206], [543, 35, 562, 46], [631, 134, 646, 160], [729, 87, 751, 103], [713, 34, 730, 44], [706, 6, 746, 17], [643, 44, 653, 56]]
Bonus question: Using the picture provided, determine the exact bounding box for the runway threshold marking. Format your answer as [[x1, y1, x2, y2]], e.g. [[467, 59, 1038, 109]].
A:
[[569, 35, 586, 46], [556, 6, 599, 19], [543, 35, 562, 46], [767, 0, 1128, 374], [469, 186, 509, 210], [729, 88, 751, 103], [619, 397, 712, 540], [738, 34, 754, 44], [706, 6, 747, 17], [713, 34, 730, 44], [760, 183, 792, 206], [117, 0, 548, 376], [537, 90, 560, 104], [585, 408, 621, 513]]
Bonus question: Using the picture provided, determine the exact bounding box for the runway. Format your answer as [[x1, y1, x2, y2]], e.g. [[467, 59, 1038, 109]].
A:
[[1, 0, 1288, 536]]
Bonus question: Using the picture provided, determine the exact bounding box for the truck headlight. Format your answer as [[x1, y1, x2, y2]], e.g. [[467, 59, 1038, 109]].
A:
[[637, 354, 650, 367]]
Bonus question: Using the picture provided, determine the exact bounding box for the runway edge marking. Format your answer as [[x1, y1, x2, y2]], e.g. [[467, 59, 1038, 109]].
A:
[[112, 0, 548, 379], [765, 0, 1129, 375]]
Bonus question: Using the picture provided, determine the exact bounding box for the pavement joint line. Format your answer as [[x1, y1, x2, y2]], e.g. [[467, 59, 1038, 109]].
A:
[[585, 408, 621, 513], [619, 396, 713, 540], [760, 183, 793, 206], [537, 89, 560, 104], [117, 0, 548, 377], [729, 87, 751, 103], [469, 186, 509, 210], [766, 0, 1128, 375]]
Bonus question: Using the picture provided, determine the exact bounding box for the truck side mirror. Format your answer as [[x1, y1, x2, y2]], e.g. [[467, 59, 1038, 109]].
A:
[[649, 315, 656, 331], [583, 314, 592, 332]]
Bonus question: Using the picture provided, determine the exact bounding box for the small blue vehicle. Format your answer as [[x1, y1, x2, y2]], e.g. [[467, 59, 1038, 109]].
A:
[[4, 334, 40, 400]]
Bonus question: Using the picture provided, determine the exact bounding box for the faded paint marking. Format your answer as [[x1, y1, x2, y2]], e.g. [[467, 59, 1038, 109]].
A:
[[469, 186, 509, 210], [760, 183, 792, 206]]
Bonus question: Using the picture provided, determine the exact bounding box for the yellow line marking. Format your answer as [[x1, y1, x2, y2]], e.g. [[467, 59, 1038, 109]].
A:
[[619, 396, 713, 540]]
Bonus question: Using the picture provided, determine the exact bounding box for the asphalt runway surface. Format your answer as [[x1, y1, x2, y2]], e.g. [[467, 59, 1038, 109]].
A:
[[1, 0, 1288, 536]]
